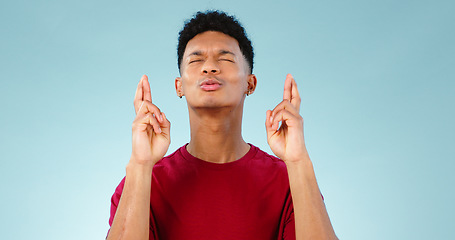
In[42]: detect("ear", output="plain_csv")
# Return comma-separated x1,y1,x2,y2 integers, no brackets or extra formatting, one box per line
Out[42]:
175,77,183,97
246,74,257,95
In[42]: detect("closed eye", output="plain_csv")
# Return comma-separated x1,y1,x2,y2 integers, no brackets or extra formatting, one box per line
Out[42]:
220,59,234,62
189,59,203,64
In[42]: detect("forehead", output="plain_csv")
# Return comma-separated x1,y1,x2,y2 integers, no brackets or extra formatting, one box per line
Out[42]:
184,31,241,56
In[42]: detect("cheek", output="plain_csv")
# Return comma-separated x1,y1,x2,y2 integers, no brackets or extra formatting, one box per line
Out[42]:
230,79,249,96
235,72,249,89
180,76,196,91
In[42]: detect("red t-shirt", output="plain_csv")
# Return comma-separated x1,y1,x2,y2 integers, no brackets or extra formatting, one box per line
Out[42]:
109,144,296,240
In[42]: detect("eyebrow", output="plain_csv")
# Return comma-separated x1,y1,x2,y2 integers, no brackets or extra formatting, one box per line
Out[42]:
219,50,235,56
187,51,203,57
187,49,236,57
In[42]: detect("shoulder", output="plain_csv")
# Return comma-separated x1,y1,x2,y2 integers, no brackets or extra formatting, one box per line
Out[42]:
154,146,184,167
111,147,184,195
151,145,190,176
250,144,287,168
247,144,289,179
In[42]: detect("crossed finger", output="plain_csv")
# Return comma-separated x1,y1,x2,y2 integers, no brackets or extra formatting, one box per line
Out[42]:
282,74,301,113
266,108,303,132
134,75,153,114
270,100,299,119
135,100,164,134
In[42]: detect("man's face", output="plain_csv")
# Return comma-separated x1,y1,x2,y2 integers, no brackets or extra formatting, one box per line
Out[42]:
176,31,256,110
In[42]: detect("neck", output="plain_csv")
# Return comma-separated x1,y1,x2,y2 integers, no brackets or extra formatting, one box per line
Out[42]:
186,105,250,164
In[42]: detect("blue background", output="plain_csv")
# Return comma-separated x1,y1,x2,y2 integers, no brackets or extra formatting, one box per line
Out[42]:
1,0,454,239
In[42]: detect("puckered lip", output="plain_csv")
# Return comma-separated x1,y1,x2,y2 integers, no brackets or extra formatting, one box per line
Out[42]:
199,78,222,87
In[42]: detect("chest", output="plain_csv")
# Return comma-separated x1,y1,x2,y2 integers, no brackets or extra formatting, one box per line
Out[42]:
150,167,289,239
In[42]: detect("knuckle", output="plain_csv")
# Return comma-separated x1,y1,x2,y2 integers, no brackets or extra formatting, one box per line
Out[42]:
150,116,159,124
145,100,157,109
132,115,143,124
131,121,140,130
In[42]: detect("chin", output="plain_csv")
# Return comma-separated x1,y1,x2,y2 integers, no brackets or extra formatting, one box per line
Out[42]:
194,101,228,109
187,92,244,109
194,99,245,112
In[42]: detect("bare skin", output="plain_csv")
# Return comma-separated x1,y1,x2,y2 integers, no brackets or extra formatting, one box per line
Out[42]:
107,75,170,240
266,74,338,239
175,31,257,164
107,31,337,240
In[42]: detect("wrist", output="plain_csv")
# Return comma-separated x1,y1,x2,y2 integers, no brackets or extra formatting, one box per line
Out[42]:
126,160,155,176
284,151,314,173
283,149,311,163
285,157,313,168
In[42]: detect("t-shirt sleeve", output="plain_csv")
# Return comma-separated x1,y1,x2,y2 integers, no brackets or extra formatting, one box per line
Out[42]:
106,177,125,239
282,192,296,240
108,177,125,228
106,177,156,240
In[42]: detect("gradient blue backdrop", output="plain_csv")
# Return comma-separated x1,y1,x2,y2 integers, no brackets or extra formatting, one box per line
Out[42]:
1,0,454,239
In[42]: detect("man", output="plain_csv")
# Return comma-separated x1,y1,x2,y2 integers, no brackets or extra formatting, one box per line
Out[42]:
107,10,338,240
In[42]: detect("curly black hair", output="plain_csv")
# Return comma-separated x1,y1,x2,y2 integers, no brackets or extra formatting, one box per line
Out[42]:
177,10,254,74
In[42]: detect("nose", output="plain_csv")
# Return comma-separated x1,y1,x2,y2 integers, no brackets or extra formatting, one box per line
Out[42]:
201,58,220,75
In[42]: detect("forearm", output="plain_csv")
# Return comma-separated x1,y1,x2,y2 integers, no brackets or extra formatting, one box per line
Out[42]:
107,161,153,240
286,154,338,240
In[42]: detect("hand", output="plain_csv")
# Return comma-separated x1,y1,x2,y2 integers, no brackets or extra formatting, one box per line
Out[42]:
265,74,308,163
130,75,171,167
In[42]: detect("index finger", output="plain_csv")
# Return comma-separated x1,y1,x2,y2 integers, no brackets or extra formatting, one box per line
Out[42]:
283,74,292,102
290,76,301,111
134,75,146,113
142,75,152,102
283,74,301,112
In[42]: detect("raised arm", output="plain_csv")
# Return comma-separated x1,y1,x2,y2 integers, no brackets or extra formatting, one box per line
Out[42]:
107,75,171,240
265,74,337,240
